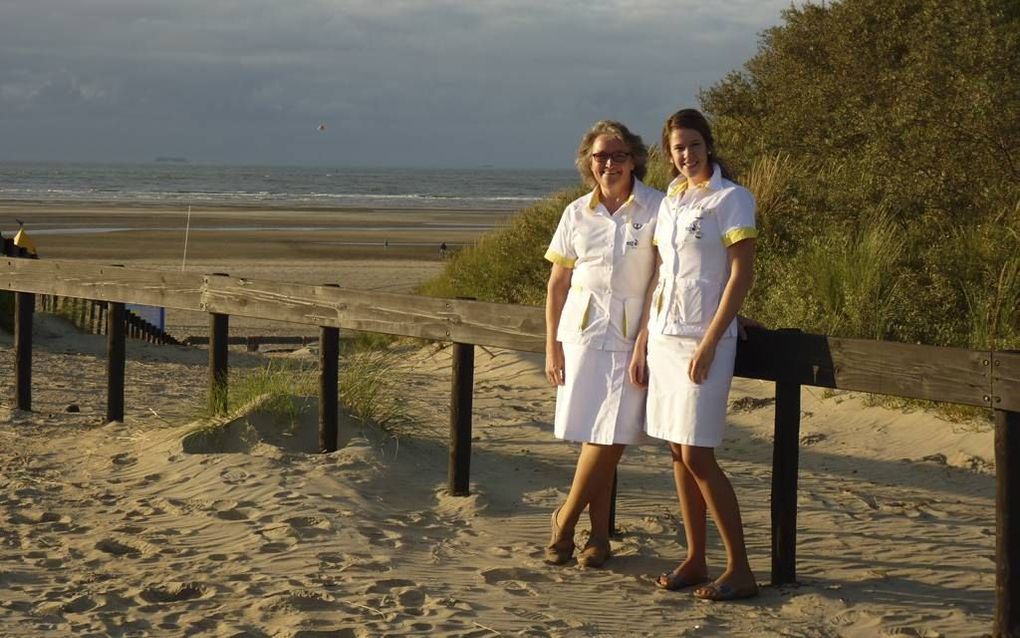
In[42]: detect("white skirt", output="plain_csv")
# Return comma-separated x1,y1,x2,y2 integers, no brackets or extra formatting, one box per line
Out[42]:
645,335,736,447
554,343,650,445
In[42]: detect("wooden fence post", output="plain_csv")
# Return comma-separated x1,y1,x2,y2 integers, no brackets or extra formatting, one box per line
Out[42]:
771,328,803,586
319,284,341,454
449,340,475,496
209,312,229,415
14,292,34,411
106,302,125,422
608,471,619,537
98,301,107,335
994,350,1020,637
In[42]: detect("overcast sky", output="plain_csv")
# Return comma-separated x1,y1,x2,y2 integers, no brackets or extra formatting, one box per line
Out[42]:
0,1,792,168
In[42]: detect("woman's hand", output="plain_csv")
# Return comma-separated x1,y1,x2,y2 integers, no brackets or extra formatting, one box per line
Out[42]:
545,343,566,386
688,339,717,384
628,333,649,387
736,314,764,340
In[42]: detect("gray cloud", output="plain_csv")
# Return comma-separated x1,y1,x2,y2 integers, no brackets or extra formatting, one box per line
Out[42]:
0,0,791,166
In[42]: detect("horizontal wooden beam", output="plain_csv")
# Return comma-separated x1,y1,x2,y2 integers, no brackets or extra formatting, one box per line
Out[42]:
736,328,991,408
1,258,547,353
2,258,1013,408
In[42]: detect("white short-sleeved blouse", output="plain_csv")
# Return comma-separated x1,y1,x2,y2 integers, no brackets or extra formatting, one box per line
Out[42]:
545,178,664,351
648,164,758,339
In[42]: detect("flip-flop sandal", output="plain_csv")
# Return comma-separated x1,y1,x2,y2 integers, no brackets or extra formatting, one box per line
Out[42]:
692,582,759,601
654,571,709,591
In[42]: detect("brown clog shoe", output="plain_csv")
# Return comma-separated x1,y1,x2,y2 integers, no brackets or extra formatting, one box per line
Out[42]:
543,506,574,565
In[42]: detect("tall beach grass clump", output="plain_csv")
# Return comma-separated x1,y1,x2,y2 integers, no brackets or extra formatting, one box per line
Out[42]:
203,351,411,433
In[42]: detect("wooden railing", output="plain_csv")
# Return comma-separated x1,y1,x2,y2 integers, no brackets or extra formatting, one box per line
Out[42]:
34,295,181,344
2,257,1018,636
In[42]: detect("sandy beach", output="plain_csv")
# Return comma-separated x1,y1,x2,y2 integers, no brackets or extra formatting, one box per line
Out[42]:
0,202,998,636
2,201,510,339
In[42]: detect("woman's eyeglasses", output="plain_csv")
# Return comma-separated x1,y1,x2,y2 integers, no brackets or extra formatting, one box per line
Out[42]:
591,151,631,164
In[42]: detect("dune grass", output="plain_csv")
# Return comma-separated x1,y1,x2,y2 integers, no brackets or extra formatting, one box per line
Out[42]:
202,349,411,434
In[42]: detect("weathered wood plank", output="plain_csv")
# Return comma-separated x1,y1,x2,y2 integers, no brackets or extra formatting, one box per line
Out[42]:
106,302,125,422
200,276,546,352
0,258,1012,407
209,313,229,415
996,406,1020,636
319,325,340,454
449,342,474,496
1,259,546,352
14,292,34,411
993,351,1020,413
2,259,204,310
771,377,801,586
736,329,989,407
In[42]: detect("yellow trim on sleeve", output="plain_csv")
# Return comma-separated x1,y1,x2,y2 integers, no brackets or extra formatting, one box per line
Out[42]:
544,249,576,268
721,227,759,247
651,238,658,246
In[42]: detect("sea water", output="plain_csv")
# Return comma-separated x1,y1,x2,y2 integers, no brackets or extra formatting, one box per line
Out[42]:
0,161,579,211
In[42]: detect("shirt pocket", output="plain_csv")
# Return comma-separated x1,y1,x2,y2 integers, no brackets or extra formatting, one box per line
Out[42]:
556,287,593,342
670,278,723,327
623,296,646,340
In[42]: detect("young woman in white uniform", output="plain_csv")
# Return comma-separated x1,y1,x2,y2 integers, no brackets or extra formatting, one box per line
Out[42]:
544,120,663,568
629,109,759,600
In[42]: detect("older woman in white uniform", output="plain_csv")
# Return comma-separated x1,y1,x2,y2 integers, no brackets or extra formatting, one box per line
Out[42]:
630,109,759,600
544,120,663,568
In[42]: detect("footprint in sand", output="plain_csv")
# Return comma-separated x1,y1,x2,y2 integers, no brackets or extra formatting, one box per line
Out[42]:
505,605,572,630
274,590,338,612
8,510,70,527
219,467,251,484
284,515,334,538
137,581,210,604
257,534,299,553
366,578,417,594
60,595,97,613
111,452,136,467
94,537,158,558
480,567,551,597
215,508,248,521
356,525,403,549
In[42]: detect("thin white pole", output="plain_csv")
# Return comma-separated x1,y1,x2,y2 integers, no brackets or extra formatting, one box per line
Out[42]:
181,205,192,272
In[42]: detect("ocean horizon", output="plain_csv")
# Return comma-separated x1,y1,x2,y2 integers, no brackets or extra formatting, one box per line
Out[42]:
0,161,580,211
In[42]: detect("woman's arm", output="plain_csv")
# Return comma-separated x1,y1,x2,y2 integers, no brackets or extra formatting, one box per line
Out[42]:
545,263,573,386
688,238,755,383
628,253,662,387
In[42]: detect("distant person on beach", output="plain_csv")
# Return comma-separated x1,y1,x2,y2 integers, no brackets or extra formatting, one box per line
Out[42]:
439,241,449,258
629,108,759,601
543,120,664,568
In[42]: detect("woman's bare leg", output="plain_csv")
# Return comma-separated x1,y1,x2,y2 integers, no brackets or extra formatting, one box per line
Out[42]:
583,444,626,542
558,442,626,537
681,445,755,592
658,442,710,586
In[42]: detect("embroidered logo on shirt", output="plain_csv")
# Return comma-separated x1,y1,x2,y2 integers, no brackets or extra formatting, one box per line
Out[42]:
632,222,644,230
686,217,704,239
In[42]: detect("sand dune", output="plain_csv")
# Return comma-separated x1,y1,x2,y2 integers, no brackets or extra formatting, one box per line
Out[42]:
0,311,997,637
